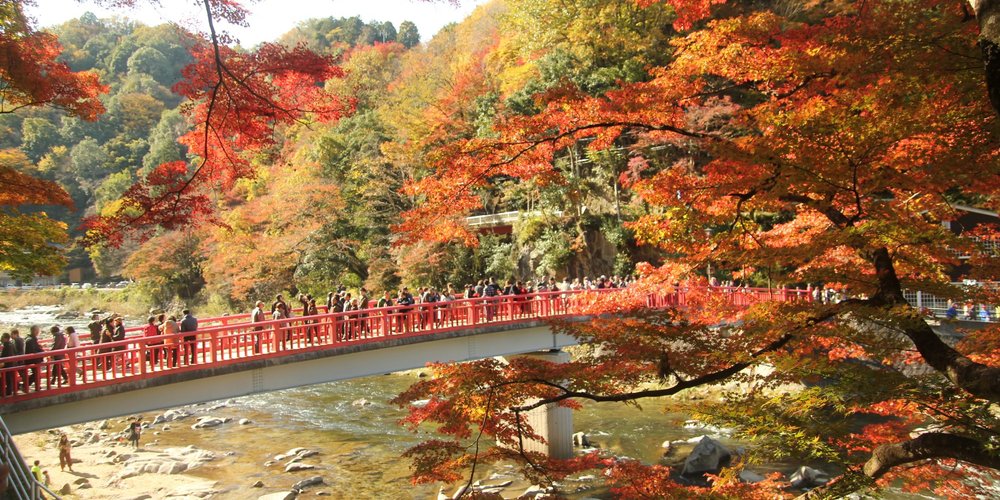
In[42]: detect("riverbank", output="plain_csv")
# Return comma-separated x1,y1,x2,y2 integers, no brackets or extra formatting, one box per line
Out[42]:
0,288,155,319
12,370,563,499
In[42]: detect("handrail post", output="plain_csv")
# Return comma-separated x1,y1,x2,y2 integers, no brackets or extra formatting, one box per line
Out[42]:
68,350,77,388
212,332,219,363
139,341,147,376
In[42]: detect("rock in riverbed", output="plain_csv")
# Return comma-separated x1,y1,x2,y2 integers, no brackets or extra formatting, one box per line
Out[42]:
292,475,324,490
681,436,730,475
789,466,828,489
284,462,317,473
190,416,230,429
109,446,215,482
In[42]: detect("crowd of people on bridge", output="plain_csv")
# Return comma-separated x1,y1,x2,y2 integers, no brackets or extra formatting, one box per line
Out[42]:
0,274,632,397
0,309,199,396
4,272,999,399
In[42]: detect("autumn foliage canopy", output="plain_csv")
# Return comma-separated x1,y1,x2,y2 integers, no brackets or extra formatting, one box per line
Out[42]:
389,0,1000,497
2,0,999,497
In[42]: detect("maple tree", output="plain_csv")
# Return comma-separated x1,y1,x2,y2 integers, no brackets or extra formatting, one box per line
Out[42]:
392,0,1000,497
0,149,73,279
80,0,352,246
0,1,104,278
199,159,345,302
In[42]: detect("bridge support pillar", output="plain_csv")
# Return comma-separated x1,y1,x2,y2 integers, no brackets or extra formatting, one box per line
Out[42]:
506,350,574,459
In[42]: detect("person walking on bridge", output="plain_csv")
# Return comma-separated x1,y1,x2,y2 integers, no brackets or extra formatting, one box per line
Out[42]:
1,332,15,396
251,301,266,354
24,326,44,392
180,309,198,365
10,329,25,392
87,313,103,345
143,316,163,370
161,315,180,368
48,326,68,385
65,326,82,379
272,295,290,319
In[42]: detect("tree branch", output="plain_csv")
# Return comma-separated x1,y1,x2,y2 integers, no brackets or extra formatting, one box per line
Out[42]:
863,432,1000,479
511,332,795,412
870,247,1000,403
969,0,1000,114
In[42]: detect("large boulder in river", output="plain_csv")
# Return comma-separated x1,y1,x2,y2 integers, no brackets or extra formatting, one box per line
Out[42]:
110,446,215,482
191,416,230,429
681,436,731,475
153,409,192,425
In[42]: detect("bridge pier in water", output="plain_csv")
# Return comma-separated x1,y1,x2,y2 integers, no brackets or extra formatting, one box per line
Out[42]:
506,350,574,459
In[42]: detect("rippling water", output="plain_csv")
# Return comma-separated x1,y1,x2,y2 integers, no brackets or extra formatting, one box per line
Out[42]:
171,375,713,499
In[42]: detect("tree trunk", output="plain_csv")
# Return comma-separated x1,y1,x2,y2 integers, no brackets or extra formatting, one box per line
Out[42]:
971,0,1000,114
864,432,1000,479
871,247,1000,403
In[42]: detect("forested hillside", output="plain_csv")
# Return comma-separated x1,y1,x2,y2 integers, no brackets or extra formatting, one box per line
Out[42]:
5,0,650,306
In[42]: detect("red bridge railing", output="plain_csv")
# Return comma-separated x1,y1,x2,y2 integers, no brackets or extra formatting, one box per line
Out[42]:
0,287,810,403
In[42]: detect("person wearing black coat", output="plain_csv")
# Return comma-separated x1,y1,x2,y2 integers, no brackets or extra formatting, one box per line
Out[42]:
1,332,16,396
179,309,199,365
23,326,44,392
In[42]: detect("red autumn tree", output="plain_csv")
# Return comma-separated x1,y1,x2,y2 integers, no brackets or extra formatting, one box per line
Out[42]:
0,1,104,277
82,0,352,246
393,0,1000,497
0,3,106,119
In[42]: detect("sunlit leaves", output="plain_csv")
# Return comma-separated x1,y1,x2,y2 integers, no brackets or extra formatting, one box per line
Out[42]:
394,0,1000,494
0,12,107,119
84,38,352,244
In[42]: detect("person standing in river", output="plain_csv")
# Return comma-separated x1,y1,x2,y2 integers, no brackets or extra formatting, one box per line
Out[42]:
180,309,199,365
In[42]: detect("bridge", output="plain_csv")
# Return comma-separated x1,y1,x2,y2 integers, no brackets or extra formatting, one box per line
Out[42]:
0,286,812,433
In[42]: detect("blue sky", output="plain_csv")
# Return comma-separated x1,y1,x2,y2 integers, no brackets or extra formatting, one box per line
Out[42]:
27,0,491,45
